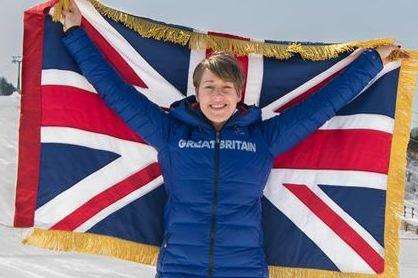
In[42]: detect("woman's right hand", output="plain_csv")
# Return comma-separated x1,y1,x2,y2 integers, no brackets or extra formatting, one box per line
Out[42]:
62,0,82,32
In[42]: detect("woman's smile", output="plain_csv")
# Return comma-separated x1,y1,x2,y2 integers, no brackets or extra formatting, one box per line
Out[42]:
196,69,241,130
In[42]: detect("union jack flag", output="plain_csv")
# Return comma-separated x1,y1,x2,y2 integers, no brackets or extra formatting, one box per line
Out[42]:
8,0,404,276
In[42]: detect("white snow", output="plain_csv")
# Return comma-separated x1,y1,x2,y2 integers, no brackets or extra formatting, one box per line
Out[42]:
400,230,418,278
0,92,19,225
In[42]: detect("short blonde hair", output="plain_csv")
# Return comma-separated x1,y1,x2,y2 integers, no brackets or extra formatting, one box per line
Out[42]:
192,52,245,93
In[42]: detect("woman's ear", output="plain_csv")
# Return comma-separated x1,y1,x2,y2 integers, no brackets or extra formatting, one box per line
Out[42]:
195,88,199,102
237,90,242,100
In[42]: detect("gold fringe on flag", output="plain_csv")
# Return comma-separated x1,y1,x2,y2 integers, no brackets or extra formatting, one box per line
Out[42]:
381,51,418,278
51,0,412,61
23,228,159,266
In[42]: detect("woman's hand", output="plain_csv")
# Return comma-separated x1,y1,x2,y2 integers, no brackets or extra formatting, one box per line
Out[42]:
62,0,82,32
375,44,402,65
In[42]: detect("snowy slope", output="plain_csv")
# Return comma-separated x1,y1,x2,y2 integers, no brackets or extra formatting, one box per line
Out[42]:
400,231,418,278
0,93,19,226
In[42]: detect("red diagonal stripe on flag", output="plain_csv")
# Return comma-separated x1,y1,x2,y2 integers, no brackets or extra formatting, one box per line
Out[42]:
51,162,161,231
274,129,392,174
284,183,384,273
41,85,144,143
82,18,148,88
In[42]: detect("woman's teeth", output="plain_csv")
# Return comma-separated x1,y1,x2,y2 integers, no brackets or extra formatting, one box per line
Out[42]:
210,104,226,109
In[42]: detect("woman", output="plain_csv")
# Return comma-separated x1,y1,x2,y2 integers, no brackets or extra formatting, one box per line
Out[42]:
62,1,397,277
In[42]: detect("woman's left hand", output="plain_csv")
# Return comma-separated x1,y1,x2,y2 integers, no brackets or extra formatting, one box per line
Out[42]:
62,0,82,32
375,44,402,65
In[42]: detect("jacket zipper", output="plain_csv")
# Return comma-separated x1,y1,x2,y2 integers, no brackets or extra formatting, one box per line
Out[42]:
208,130,220,278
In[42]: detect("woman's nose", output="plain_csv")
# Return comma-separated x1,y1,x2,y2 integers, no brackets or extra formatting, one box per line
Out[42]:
212,87,224,97
211,91,225,101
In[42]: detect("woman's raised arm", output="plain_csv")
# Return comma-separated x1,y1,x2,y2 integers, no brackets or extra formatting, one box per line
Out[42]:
61,1,172,150
259,48,385,157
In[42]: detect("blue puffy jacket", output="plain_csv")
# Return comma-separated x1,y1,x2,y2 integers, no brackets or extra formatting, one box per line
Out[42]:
63,27,383,278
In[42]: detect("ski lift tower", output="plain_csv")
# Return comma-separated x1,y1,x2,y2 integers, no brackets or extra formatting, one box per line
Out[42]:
12,55,22,94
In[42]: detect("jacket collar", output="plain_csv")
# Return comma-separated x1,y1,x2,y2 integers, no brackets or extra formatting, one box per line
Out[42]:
169,95,261,130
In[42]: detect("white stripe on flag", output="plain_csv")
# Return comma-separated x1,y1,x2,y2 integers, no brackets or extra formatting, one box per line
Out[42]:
41,69,97,93
35,127,159,228
266,168,387,191
244,52,264,106
264,180,375,273
319,114,394,134
187,30,207,97
76,0,184,108
75,175,164,232
187,48,206,96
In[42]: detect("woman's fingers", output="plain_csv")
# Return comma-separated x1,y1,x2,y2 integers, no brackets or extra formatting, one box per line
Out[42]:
68,0,81,14
68,0,76,10
375,44,410,65
62,9,73,20
61,1,82,32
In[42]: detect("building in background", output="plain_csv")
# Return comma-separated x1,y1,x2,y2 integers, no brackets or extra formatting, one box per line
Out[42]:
406,127,418,201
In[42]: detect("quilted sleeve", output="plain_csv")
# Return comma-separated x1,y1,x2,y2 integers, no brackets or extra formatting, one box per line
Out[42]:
62,27,172,150
259,49,383,157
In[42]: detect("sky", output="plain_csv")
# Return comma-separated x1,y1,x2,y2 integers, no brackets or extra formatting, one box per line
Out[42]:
1,0,418,122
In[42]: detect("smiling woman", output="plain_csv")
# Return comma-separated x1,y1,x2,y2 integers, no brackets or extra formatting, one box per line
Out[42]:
193,52,244,131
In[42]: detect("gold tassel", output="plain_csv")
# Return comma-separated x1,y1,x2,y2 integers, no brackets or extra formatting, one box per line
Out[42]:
86,0,407,61
52,0,70,22
23,228,159,266
89,0,190,46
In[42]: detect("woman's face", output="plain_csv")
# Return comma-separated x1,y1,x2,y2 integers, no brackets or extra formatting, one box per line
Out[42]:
196,69,241,130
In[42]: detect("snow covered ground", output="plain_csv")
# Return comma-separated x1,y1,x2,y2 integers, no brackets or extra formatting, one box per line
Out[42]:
0,93,20,226
399,230,418,278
